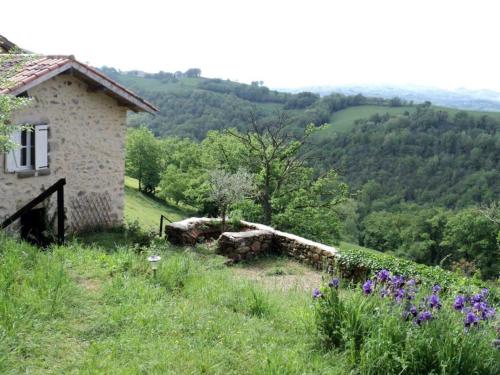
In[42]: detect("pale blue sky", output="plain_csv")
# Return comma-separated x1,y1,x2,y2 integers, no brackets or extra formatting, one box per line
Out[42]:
3,0,500,90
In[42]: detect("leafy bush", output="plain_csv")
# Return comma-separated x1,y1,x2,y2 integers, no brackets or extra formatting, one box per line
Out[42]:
336,246,492,292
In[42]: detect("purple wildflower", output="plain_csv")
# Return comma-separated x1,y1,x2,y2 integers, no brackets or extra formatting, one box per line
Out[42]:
380,287,389,298
312,288,323,299
471,294,483,303
417,310,432,325
429,294,441,310
391,275,405,288
407,279,416,288
482,307,496,320
362,280,373,295
473,302,488,312
481,288,489,298
409,305,418,317
377,269,390,283
453,295,466,311
395,288,405,303
432,284,442,294
464,312,479,328
328,278,339,289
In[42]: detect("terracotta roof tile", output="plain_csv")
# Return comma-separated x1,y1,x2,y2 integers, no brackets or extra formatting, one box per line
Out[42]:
0,54,158,113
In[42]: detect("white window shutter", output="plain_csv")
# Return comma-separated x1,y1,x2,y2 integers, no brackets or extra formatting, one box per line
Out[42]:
5,130,21,172
35,125,49,170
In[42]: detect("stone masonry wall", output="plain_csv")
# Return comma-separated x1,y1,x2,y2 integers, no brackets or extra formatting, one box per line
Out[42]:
166,218,341,274
218,230,274,261
0,74,128,232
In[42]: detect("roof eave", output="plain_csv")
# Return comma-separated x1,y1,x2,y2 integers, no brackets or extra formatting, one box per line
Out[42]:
1,59,159,114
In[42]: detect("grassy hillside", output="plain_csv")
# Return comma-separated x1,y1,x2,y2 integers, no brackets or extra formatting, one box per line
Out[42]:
2,179,498,373
101,68,500,142
0,233,344,374
124,176,193,230
325,104,415,133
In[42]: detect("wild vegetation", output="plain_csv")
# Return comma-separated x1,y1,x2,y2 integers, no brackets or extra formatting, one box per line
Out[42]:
313,271,499,374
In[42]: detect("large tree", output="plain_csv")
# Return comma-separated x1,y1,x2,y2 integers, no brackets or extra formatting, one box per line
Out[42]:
225,113,320,225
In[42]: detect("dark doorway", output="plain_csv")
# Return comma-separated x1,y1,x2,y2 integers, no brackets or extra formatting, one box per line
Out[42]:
20,208,48,246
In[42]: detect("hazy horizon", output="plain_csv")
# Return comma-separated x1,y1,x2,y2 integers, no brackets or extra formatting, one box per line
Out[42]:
3,0,500,91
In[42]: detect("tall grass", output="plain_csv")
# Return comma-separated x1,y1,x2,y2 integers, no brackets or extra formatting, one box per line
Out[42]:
0,235,348,374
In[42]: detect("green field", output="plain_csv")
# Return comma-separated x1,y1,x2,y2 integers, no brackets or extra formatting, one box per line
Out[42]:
317,104,500,135
124,176,194,230
1,230,347,374
326,105,414,132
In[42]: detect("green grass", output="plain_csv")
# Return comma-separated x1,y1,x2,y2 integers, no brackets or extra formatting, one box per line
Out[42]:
0,234,349,374
2,233,498,374
124,176,194,230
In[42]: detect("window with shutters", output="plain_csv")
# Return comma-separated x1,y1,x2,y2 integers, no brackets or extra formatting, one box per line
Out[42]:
5,125,49,173
19,129,35,170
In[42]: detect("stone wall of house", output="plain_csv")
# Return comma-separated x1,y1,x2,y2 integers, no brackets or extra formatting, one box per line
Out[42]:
0,74,127,233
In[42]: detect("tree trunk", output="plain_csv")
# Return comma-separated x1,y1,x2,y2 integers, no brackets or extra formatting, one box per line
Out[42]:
262,169,272,225
221,206,227,232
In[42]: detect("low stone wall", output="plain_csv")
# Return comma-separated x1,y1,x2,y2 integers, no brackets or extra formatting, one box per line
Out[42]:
218,230,274,261
166,218,223,246
166,218,341,274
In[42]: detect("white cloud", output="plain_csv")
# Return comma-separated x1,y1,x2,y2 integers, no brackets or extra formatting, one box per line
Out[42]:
2,0,500,90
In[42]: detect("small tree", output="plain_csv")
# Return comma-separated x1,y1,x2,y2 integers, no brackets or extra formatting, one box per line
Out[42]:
0,52,31,153
208,168,255,231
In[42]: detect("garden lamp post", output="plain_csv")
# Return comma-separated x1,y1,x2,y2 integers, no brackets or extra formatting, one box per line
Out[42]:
147,255,161,278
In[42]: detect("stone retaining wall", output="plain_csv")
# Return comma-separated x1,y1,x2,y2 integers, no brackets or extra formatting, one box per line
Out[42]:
166,218,224,246
218,230,274,261
166,218,341,274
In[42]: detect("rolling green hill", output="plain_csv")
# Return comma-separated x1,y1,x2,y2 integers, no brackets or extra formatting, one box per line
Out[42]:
125,176,193,230
101,67,500,140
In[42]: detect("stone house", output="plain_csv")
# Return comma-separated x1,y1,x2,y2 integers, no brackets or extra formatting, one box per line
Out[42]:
0,36,158,239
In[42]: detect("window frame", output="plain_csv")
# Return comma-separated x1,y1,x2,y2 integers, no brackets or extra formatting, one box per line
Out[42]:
17,128,35,171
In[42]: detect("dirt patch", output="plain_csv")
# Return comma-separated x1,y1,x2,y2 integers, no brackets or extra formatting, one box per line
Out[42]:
73,275,101,293
232,257,324,292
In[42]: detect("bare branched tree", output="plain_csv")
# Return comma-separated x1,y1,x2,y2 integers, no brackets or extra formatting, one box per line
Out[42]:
226,112,321,224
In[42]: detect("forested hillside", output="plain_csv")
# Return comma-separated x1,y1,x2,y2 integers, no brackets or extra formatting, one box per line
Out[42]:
100,67,412,139
314,104,500,210
104,67,500,209
107,68,499,279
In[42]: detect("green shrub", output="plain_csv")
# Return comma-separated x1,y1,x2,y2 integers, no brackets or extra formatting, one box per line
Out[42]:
336,247,495,293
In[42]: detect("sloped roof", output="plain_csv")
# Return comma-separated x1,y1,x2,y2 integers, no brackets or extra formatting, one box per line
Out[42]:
0,54,158,114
